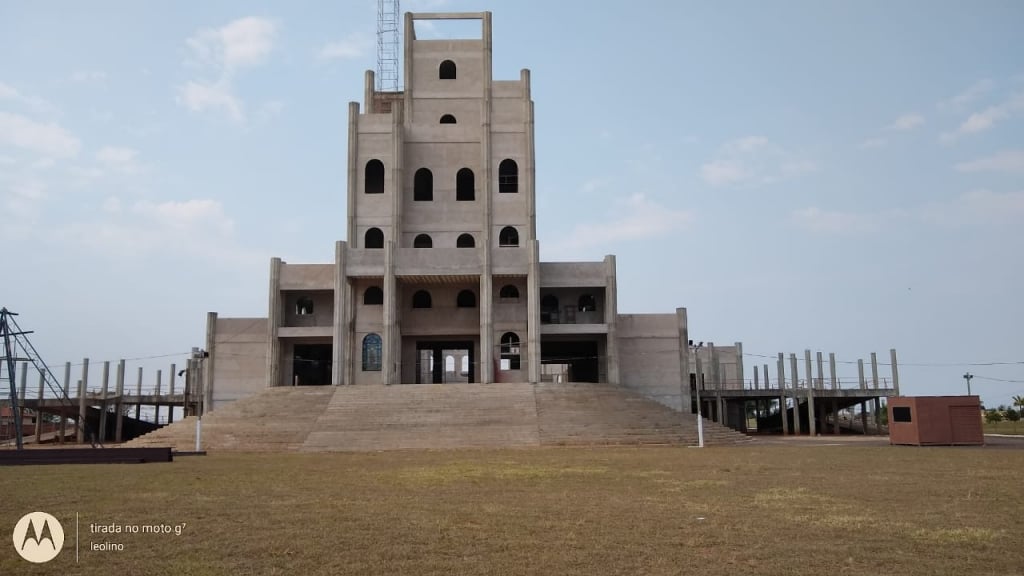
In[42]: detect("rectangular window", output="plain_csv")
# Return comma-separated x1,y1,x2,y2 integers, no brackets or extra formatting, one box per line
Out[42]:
892,406,912,423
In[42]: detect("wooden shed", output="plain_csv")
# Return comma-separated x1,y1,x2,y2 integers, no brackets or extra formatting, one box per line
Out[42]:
888,396,984,446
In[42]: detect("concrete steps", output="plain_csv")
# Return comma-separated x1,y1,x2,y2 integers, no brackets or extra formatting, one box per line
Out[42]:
122,382,749,452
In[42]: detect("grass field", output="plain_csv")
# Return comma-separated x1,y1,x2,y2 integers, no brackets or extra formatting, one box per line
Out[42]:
3,445,1023,575
985,420,1024,435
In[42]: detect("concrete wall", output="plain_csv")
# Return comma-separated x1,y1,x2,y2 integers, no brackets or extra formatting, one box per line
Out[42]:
617,314,682,409
211,318,268,410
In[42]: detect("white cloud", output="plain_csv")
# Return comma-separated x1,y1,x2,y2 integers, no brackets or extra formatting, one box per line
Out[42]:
69,69,107,83
700,136,815,188
954,150,1024,174
860,138,887,149
887,113,924,131
96,146,144,174
178,79,244,122
0,82,18,99
0,82,58,116
0,111,80,158
318,35,368,60
941,92,1024,143
938,79,994,110
549,193,693,257
791,207,889,235
923,189,1024,226
102,197,122,213
133,199,236,236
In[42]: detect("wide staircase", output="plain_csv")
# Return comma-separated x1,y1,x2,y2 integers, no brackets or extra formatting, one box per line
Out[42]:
124,383,749,452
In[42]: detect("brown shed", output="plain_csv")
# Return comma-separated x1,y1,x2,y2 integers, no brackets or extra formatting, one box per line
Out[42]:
888,396,984,446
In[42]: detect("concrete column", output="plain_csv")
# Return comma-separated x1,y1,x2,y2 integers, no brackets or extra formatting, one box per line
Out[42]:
267,257,282,388
816,351,824,389
479,272,494,384
527,240,541,384
479,14,495,386
167,363,175,424
873,397,882,435
753,367,759,390
383,240,397,384
60,361,70,444
332,241,349,385
860,401,868,435
135,367,143,421
763,364,769,390
523,70,537,240
364,70,375,114
345,101,359,245
114,359,125,442
870,352,879,390
35,370,44,444
98,361,110,441
832,398,839,434
777,354,789,435
789,353,800,434
77,358,88,444
890,348,900,395
402,13,414,122
829,352,837,390
735,342,744,389
676,308,691,411
805,349,816,436
604,255,620,386
204,312,216,411
154,369,162,424
858,359,866,389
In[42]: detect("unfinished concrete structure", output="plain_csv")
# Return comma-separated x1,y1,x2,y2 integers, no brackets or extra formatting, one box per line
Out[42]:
204,11,743,416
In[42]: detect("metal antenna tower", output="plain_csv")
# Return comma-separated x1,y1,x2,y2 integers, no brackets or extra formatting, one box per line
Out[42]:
377,0,401,91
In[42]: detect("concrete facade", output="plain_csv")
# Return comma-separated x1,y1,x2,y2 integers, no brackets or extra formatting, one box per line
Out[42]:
206,11,743,414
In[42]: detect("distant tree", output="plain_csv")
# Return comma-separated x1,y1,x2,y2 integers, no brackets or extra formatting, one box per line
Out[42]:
1013,395,1024,416
997,404,1008,412
985,410,1004,424
1005,408,1020,432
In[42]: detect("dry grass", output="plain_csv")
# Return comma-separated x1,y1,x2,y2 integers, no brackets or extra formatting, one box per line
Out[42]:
985,421,1024,435
2,445,1023,575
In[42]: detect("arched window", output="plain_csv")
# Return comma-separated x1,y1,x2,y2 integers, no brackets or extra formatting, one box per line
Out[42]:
365,159,385,194
578,294,597,312
456,168,475,201
456,233,475,248
413,234,432,248
363,286,383,305
362,334,382,371
440,114,456,124
456,289,476,308
498,226,519,247
414,168,433,201
499,285,520,300
500,332,521,370
295,296,314,315
439,59,456,80
541,294,559,324
445,355,455,372
412,290,432,309
365,227,384,249
499,159,518,193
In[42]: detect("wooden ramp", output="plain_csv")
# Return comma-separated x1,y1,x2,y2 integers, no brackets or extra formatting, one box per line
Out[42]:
123,383,749,452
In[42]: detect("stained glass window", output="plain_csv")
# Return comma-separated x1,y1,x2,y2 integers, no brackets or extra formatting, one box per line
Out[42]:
362,333,382,371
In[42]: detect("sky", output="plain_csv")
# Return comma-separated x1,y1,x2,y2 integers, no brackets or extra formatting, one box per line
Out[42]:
2,1,1023,408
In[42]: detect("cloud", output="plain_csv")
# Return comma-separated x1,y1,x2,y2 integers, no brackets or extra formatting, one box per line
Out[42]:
922,189,1024,226
133,198,236,235
887,113,924,131
860,138,887,149
549,193,693,257
178,17,276,122
69,69,107,83
954,150,1024,174
0,111,80,158
700,136,815,188
941,92,1024,143
0,82,58,116
318,34,368,60
937,79,994,110
96,146,144,174
791,207,891,235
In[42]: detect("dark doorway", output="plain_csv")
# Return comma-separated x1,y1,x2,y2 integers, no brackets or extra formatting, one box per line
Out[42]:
293,344,332,386
416,340,474,384
541,340,599,383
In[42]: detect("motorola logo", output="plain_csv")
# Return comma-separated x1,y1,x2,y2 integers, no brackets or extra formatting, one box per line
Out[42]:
12,512,64,563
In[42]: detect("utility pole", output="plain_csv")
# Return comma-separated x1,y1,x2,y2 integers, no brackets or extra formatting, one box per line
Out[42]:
963,372,974,396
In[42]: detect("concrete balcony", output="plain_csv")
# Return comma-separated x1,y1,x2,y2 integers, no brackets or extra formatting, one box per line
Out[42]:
539,261,607,288
540,323,608,335
396,248,482,277
492,246,528,275
278,326,333,338
346,249,385,277
280,264,334,290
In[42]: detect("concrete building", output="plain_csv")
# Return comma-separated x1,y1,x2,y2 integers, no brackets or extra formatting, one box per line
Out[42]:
204,11,742,416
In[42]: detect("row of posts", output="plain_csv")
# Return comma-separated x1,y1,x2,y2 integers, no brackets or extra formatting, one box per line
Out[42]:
10,357,204,445
748,349,900,393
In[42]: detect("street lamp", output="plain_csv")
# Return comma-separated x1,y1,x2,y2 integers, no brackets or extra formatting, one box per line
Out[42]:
963,372,974,396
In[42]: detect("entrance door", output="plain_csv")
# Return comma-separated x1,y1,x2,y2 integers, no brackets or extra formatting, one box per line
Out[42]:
415,340,474,384
293,344,332,386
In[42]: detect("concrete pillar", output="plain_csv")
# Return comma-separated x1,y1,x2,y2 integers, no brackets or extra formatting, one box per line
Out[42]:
890,348,900,395
382,241,396,385
832,398,839,434
753,366,759,390
346,101,359,245
735,342,744,389
527,240,541,384
777,354,789,435
873,397,882,435
135,367,143,421
98,360,110,442
604,255,620,386
479,16,494,386
829,352,837,390
860,401,868,435
154,369,162,424
763,364,769,390
805,350,816,436
267,257,282,388
35,370,44,444
870,352,879,390
114,359,125,442
204,312,216,411
858,359,866,389
332,240,349,386
77,358,88,444
675,307,691,411
479,272,494,384
60,361,70,444
363,70,375,114
403,12,414,122
167,363,175,424
789,353,800,434
816,351,824,389
694,353,704,422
